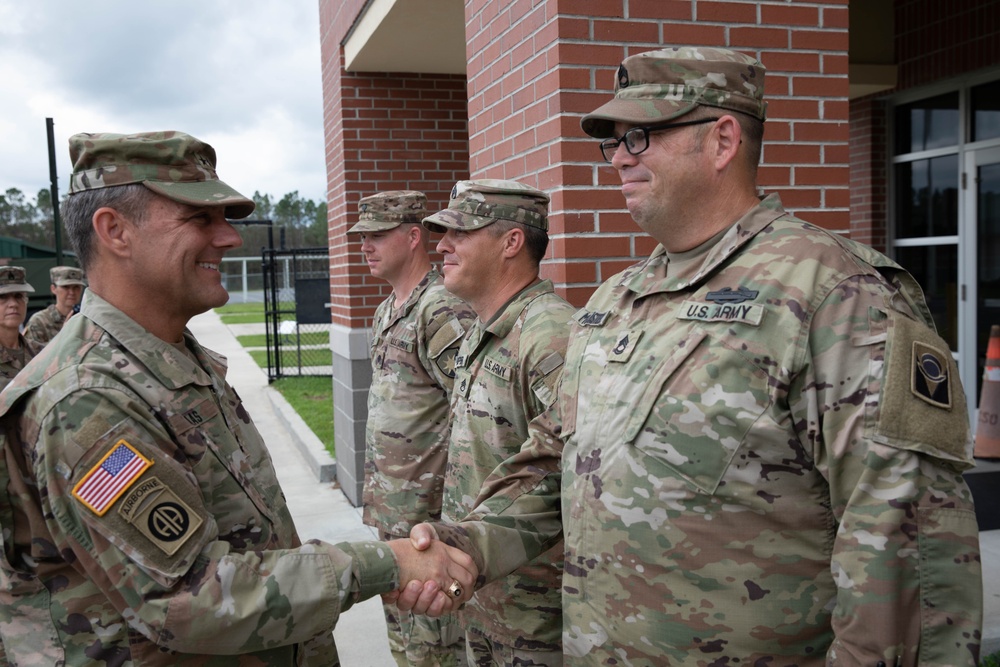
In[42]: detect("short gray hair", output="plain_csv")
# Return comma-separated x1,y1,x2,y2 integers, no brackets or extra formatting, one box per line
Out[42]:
62,184,155,270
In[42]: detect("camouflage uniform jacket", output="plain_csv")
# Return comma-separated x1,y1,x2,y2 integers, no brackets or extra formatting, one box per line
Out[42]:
362,269,473,537
0,336,41,392
0,291,399,666
437,195,982,666
443,279,573,649
23,303,68,346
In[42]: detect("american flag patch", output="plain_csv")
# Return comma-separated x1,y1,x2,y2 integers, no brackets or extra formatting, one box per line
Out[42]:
72,440,153,516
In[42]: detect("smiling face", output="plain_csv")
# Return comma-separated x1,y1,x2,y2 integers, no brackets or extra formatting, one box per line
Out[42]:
435,226,503,307
609,119,712,244
124,196,242,327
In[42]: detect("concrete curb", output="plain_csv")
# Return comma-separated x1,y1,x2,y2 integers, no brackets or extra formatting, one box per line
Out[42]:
265,388,337,483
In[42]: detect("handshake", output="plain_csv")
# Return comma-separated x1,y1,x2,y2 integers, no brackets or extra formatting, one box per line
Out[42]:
384,524,474,617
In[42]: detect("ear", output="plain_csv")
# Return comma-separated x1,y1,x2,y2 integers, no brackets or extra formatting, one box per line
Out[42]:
406,223,423,249
92,206,135,260
711,115,743,171
50,284,58,296
500,227,526,259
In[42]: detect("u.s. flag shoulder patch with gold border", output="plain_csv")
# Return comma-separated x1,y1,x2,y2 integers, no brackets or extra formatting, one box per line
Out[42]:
73,440,153,516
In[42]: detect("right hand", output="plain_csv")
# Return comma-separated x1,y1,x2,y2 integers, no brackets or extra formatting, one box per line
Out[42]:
385,530,475,616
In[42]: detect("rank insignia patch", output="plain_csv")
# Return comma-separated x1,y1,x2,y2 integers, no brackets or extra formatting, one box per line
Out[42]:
912,341,952,409
609,330,642,362
73,440,153,516
617,64,629,88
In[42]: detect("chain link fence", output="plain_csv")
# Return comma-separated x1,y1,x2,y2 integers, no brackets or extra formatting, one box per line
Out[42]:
262,247,332,381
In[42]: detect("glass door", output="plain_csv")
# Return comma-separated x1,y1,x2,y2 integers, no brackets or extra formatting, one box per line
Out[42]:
965,146,1000,420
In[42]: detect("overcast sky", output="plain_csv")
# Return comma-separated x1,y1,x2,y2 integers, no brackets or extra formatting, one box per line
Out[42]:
0,0,327,205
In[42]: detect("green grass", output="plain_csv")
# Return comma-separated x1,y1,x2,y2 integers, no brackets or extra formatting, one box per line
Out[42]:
216,302,266,325
982,652,1000,667
237,334,269,347
248,348,333,369
237,332,329,348
221,303,335,458
220,312,267,324
215,302,265,315
271,376,334,458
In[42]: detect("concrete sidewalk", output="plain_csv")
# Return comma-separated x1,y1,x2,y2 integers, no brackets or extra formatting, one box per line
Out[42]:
188,309,395,667
190,308,1000,661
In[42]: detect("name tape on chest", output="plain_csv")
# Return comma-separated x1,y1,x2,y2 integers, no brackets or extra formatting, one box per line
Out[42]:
387,335,415,353
678,300,764,326
73,440,153,516
483,357,512,381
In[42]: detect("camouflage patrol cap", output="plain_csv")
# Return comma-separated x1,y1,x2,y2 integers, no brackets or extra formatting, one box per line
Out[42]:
50,266,86,287
67,131,255,219
581,46,767,138
0,266,35,295
348,191,428,233
422,179,550,233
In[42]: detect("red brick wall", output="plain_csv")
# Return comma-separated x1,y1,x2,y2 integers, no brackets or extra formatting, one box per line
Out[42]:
848,98,889,252
463,0,851,306
896,0,1000,91
319,1,470,328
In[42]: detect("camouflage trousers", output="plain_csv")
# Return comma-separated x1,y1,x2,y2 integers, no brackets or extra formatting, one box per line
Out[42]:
383,600,466,667
464,629,563,667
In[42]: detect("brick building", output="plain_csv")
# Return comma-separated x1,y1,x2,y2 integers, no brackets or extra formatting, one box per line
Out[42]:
319,0,1000,504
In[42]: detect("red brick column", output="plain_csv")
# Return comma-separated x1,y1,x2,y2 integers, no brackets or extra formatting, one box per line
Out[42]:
849,98,889,252
462,0,851,307
319,0,470,503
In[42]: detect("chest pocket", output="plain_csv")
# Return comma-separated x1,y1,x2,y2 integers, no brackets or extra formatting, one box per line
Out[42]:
623,326,773,495
165,396,277,526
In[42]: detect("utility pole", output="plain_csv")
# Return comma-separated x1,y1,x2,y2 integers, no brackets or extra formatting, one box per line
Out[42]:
46,118,63,263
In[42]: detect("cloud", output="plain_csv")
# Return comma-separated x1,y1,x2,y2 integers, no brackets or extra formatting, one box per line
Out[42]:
0,0,326,203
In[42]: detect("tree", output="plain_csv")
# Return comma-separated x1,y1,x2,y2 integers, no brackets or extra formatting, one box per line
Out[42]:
230,191,328,255
0,187,58,247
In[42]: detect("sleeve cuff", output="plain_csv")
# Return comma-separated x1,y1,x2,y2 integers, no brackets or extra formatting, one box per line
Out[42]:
334,540,400,600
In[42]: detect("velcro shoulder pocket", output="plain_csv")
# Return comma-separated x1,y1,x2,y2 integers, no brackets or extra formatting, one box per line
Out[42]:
873,311,972,466
531,351,565,408
428,318,466,360
69,423,215,586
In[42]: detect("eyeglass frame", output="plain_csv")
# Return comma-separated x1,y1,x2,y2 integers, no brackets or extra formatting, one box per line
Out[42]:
598,117,722,163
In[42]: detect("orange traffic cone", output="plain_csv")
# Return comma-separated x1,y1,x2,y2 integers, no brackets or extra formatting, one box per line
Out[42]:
975,325,1000,459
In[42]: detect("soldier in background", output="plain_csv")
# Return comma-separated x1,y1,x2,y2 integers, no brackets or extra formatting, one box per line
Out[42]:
403,47,983,665
0,267,40,392
0,130,476,665
422,180,573,666
23,265,87,345
349,190,475,667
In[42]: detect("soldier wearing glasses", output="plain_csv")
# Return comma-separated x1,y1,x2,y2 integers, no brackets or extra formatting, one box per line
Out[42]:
404,46,983,666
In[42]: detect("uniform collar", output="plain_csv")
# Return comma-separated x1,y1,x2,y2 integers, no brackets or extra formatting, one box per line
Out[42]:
380,268,439,331
625,193,787,297
481,278,553,338
82,290,221,390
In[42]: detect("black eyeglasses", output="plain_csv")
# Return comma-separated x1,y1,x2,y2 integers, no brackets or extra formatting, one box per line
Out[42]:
599,117,721,163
